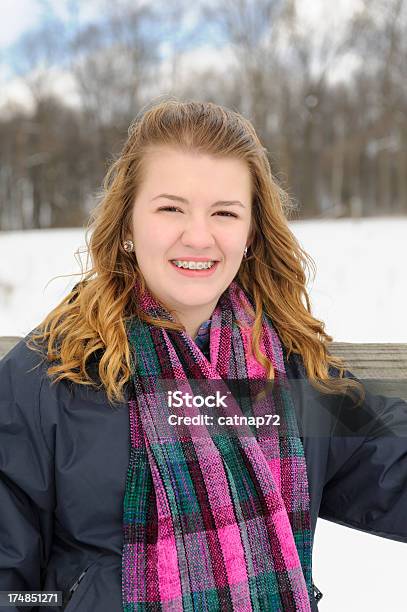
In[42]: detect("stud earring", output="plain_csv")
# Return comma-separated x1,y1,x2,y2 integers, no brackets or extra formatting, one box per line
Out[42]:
243,246,248,258
123,239,134,253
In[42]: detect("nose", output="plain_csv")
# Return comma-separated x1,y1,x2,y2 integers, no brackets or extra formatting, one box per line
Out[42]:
180,214,216,250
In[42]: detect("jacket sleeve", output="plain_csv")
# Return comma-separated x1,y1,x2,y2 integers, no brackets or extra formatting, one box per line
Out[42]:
319,371,407,543
0,339,55,592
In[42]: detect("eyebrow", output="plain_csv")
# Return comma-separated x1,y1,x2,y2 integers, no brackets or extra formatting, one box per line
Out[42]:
151,193,245,208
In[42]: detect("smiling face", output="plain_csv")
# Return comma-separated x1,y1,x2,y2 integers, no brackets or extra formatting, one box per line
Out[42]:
130,146,252,337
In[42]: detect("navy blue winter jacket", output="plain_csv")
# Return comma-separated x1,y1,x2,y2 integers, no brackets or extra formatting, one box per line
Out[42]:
0,337,406,611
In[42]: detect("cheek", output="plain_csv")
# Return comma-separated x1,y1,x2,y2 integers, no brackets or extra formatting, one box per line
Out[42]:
221,232,247,255
133,213,173,245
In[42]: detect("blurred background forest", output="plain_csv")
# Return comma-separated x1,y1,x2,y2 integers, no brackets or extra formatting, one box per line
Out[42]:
0,0,406,230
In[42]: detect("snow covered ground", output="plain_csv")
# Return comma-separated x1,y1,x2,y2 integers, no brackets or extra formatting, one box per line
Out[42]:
0,217,406,611
0,217,406,340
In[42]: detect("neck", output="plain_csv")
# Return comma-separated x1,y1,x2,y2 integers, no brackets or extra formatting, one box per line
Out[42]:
174,306,214,339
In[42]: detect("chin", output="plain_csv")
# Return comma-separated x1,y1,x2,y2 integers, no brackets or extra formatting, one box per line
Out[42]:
169,290,220,307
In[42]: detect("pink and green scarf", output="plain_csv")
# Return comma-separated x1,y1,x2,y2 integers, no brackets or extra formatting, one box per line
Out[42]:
122,280,313,610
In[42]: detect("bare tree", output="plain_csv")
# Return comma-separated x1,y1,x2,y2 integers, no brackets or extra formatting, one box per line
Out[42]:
1,0,406,229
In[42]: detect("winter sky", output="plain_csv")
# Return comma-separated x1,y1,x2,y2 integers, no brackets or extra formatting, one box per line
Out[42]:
1,0,363,103
0,0,362,51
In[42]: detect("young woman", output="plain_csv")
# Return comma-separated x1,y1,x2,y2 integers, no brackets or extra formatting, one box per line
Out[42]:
0,99,405,612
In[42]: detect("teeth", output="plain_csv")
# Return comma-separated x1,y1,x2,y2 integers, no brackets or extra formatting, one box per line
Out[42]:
172,260,216,270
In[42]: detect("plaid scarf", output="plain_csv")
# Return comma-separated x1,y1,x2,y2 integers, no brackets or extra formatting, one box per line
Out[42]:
122,280,313,611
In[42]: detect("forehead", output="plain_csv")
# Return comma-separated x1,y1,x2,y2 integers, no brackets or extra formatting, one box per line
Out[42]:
139,147,252,196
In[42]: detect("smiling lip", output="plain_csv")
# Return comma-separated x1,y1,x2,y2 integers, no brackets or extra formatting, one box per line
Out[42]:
169,260,219,277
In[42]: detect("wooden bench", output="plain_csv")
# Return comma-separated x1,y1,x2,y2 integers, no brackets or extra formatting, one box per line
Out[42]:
1,337,406,400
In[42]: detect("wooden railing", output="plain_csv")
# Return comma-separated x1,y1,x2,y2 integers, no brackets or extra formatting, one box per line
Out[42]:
329,343,407,379
329,342,407,401
1,337,406,399
0,337,22,360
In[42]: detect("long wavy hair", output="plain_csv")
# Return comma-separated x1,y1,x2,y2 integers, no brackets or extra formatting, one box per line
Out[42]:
28,97,364,405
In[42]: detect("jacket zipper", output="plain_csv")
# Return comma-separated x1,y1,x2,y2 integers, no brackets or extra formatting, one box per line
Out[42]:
62,567,90,610
312,580,323,603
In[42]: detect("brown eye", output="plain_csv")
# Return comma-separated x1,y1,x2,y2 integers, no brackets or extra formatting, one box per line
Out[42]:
158,206,182,212
215,211,238,218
